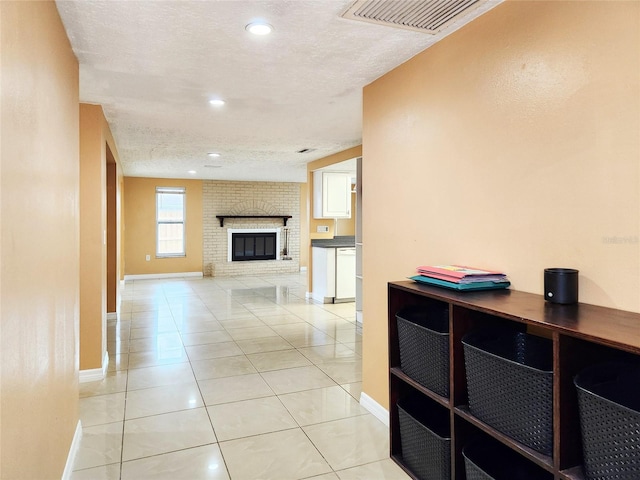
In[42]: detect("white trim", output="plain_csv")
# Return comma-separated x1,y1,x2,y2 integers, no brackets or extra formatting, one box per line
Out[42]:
124,272,203,281
79,351,109,383
305,291,313,299
299,266,308,272
61,420,82,480
107,312,118,321
356,311,363,325
120,279,125,287
360,392,389,426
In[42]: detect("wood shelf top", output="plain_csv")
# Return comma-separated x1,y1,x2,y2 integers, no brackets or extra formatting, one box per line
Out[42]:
390,367,450,408
389,281,640,354
559,466,586,480
215,215,292,227
454,405,555,473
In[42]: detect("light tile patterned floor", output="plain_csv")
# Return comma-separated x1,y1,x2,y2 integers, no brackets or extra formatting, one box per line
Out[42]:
73,273,409,479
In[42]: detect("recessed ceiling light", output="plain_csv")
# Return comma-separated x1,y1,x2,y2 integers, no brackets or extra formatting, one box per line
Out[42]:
246,22,273,35
188,170,197,175
204,165,222,168
207,153,220,157
209,99,225,106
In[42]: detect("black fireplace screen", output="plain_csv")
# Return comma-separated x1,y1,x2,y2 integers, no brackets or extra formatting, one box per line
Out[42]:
232,233,277,261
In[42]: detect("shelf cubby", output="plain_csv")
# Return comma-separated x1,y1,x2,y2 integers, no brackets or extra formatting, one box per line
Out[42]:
388,280,640,480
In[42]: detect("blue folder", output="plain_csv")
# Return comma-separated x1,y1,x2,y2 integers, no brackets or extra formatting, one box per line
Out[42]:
409,275,510,291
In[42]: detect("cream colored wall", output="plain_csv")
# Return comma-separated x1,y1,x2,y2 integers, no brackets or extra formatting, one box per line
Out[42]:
1,1,80,477
124,177,203,275
362,1,640,409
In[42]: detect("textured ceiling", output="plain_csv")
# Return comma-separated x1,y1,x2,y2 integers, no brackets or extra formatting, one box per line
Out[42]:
56,0,501,182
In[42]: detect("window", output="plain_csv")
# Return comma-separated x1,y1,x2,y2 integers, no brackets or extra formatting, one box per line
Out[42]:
156,187,185,257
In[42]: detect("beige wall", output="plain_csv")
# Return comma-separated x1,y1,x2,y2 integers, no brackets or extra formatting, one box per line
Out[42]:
1,1,80,477
124,177,203,275
79,104,106,370
79,104,123,370
336,191,357,236
362,1,640,408
107,160,117,313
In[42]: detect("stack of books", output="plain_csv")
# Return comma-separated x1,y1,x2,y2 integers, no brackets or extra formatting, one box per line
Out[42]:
410,265,510,291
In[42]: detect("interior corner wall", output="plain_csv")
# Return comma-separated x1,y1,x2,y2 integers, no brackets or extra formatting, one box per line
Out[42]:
107,160,117,313
299,182,310,269
305,146,362,290
306,146,362,241
79,104,107,371
124,177,203,275
362,1,640,409
1,1,80,477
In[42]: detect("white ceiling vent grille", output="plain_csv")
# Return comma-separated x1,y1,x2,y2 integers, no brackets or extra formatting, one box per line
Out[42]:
341,0,484,34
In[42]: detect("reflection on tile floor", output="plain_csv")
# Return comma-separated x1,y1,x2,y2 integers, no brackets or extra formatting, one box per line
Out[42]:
72,273,409,480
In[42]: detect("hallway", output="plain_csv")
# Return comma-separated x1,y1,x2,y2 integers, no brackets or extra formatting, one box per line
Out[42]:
72,273,408,479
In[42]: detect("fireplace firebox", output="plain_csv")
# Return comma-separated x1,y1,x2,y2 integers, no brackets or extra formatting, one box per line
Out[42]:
231,232,277,261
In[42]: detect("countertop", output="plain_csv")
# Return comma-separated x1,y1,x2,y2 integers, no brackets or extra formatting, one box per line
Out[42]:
310,236,356,248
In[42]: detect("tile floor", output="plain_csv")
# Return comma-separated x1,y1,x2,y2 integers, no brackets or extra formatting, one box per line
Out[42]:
72,273,410,479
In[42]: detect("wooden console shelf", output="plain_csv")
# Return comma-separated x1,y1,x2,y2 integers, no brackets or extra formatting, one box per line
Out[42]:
215,215,292,227
388,280,640,480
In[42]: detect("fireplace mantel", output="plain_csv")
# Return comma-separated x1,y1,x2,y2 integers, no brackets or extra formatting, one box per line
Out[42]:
216,215,292,227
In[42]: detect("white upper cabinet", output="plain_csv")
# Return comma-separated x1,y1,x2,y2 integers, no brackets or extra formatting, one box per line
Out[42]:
313,171,352,219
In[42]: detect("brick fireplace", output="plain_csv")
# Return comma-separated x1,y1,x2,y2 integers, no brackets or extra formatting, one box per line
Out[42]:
203,181,300,276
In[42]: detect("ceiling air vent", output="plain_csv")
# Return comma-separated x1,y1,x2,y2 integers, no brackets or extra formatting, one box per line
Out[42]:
341,0,484,34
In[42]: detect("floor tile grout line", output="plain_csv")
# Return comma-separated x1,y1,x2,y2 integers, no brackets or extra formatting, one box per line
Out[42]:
80,273,365,479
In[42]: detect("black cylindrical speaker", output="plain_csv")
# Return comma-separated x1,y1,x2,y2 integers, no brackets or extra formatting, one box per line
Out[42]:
544,268,579,304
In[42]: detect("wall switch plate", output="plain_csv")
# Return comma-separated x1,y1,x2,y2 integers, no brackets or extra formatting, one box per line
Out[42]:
145,255,151,261
317,225,329,233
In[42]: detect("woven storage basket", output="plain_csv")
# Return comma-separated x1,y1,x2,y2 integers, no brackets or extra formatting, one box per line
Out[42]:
396,305,449,397
574,362,640,480
462,328,554,455
463,438,554,480
397,395,451,480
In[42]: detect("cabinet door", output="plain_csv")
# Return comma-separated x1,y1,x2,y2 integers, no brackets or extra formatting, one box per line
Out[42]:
322,172,351,218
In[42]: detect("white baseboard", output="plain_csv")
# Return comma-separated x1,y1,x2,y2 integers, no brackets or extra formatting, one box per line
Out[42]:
356,311,363,324
61,420,82,480
107,312,118,321
79,351,109,383
312,295,334,304
305,291,312,299
124,271,203,281
360,392,389,427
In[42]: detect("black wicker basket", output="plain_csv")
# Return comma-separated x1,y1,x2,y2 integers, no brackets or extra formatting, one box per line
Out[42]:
397,395,451,480
462,327,554,455
463,437,554,480
396,305,449,397
574,362,640,479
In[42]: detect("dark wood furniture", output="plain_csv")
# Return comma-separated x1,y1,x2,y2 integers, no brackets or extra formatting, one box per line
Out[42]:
388,280,640,480
215,215,292,227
